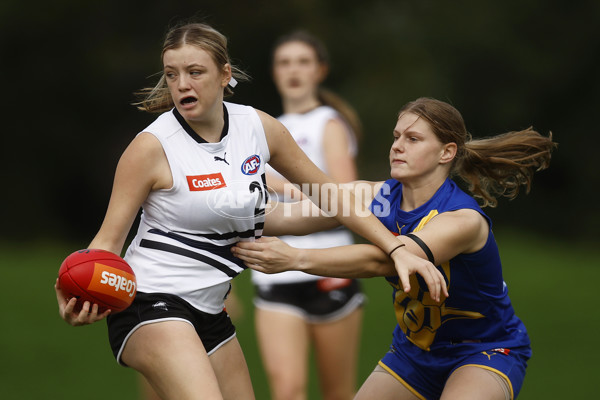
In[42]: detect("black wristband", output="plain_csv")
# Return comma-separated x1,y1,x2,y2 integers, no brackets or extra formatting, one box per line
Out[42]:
405,233,435,264
388,243,406,257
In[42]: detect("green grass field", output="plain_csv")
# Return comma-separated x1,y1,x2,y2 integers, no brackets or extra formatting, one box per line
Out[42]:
1,228,597,399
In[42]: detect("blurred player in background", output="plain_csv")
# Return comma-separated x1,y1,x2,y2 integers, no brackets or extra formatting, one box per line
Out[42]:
234,97,557,400
250,30,364,400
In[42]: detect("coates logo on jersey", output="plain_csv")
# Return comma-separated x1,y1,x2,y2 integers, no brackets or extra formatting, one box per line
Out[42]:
241,155,261,175
187,173,227,191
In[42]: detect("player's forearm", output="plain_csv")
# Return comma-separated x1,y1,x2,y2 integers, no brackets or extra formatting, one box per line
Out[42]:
264,200,341,236
265,173,291,195
333,209,401,256
313,185,399,256
296,244,395,278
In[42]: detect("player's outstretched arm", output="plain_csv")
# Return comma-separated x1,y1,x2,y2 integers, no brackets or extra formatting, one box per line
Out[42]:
263,180,382,237
233,237,394,278
56,132,167,326
233,237,447,301
263,199,340,236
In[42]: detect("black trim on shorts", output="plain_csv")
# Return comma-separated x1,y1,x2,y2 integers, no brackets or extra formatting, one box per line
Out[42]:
107,292,236,366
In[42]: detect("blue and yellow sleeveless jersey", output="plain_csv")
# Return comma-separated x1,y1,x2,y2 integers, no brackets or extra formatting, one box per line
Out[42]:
370,178,530,355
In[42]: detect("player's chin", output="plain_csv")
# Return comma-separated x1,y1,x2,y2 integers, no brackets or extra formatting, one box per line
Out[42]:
389,165,413,179
388,171,403,181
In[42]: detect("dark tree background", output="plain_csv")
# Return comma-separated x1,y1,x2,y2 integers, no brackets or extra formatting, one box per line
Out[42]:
1,0,597,244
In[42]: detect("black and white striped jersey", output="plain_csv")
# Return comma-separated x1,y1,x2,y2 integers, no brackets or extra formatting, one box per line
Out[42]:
124,102,270,313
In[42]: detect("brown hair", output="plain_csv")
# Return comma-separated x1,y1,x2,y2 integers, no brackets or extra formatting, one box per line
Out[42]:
135,23,250,113
272,30,362,140
399,97,557,207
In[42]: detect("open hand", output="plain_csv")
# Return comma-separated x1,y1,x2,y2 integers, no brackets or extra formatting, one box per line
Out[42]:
232,237,298,274
390,248,449,302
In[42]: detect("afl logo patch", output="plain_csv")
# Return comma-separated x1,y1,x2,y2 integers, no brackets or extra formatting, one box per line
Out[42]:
241,155,261,175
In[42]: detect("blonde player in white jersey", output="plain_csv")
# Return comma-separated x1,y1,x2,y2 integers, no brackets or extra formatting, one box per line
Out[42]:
54,23,446,400
250,31,364,400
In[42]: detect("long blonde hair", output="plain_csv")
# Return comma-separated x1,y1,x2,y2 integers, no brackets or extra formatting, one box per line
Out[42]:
399,97,557,207
135,23,250,113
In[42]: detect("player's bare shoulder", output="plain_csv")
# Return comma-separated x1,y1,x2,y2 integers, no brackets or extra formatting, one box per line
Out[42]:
119,132,172,191
255,108,284,135
434,208,489,254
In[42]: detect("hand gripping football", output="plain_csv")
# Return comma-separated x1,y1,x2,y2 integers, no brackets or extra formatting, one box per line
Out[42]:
58,249,136,313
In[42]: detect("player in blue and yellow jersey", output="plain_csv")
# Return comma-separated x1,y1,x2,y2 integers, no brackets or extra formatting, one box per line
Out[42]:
233,97,556,399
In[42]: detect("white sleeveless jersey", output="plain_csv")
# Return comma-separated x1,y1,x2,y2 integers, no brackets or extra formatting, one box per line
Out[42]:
252,106,356,286
125,102,270,313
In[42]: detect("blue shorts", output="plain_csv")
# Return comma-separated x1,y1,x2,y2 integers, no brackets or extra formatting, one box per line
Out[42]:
379,338,530,399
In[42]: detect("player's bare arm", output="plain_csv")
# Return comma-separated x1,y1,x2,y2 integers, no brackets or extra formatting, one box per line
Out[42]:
234,236,447,301
322,118,358,182
406,209,489,265
262,180,383,236
57,133,166,325
233,237,395,277
264,171,302,197
89,132,170,255
263,199,340,236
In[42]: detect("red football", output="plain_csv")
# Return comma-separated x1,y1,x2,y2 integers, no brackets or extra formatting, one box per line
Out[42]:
58,249,137,314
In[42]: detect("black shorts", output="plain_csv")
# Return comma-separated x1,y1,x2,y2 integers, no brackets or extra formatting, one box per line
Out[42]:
253,278,365,323
107,292,236,366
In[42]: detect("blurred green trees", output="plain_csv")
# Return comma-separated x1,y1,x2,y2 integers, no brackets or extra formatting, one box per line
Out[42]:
1,0,597,242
